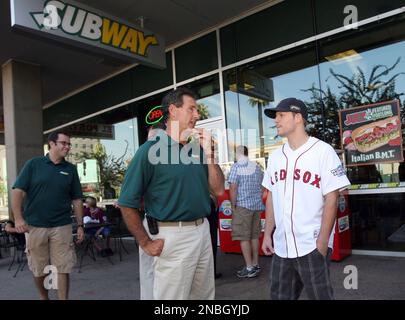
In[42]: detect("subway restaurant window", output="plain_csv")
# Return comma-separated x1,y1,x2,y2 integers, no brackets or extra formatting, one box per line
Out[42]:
317,13,405,251
223,43,320,163
63,105,139,201
318,14,405,186
183,75,222,121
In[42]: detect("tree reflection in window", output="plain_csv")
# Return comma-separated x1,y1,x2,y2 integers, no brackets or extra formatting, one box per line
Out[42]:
304,58,405,150
75,142,129,198
197,103,210,120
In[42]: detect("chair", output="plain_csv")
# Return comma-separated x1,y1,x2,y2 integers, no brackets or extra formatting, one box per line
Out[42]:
0,228,26,277
74,231,97,273
9,234,26,278
105,205,135,261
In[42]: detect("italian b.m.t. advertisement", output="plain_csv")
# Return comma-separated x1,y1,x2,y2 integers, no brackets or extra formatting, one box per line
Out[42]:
339,100,403,167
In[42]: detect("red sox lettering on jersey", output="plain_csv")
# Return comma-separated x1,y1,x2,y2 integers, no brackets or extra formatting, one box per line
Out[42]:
269,169,321,189
262,137,351,259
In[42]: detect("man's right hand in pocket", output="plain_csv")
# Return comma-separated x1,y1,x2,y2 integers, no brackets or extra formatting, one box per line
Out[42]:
143,238,165,256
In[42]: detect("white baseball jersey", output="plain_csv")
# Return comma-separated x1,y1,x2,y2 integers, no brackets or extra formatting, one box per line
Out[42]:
262,137,351,258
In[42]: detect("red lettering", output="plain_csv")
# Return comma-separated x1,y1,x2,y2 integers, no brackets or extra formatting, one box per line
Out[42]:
311,174,321,188
345,111,366,125
294,169,301,180
354,113,364,122
280,169,286,181
149,110,163,121
303,171,311,184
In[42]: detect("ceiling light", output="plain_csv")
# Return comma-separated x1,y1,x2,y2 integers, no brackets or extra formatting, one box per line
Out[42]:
325,49,361,64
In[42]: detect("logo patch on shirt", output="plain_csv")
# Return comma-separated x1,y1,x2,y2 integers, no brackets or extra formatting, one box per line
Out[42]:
331,165,345,177
60,171,69,175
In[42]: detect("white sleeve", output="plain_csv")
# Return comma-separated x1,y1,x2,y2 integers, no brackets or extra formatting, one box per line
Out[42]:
321,146,351,196
262,156,273,192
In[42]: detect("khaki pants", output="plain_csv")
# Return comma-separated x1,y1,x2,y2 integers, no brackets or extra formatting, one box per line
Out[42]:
139,219,155,300
26,224,76,277
149,218,215,300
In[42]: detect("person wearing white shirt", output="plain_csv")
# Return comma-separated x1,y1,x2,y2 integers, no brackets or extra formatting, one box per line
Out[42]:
262,98,350,300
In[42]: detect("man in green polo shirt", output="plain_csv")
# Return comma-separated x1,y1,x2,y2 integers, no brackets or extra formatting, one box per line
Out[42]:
11,131,84,300
119,87,225,300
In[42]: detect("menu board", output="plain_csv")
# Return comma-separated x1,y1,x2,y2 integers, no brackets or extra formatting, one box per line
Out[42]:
339,100,403,167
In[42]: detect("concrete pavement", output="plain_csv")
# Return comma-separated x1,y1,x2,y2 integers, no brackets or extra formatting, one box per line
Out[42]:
0,240,404,300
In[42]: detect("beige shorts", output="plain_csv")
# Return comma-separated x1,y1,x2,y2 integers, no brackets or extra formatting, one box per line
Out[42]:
26,224,76,277
231,206,262,241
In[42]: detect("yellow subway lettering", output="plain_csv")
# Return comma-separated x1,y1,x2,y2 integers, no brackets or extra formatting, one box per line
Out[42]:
102,18,128,47
138,32,158,56
121,28,138,53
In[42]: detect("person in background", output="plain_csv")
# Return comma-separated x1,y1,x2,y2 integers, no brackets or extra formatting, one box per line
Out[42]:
103,182,116,200
147,121,167,140
11,131,84,300
137,121,167,299
83,196,113,257
229,145,265,278
208,193,222,279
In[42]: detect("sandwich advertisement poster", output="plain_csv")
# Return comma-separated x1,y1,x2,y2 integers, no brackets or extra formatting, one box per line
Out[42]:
339,100,403,167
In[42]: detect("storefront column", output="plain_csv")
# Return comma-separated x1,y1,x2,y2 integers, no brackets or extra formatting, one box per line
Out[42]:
2,59,43,218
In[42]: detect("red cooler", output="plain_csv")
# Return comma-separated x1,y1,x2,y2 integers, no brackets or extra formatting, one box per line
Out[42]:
331,191,352,261
217,189,267,255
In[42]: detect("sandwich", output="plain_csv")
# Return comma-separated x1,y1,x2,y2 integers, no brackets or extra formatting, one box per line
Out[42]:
351,116,401,153
186,129,200,144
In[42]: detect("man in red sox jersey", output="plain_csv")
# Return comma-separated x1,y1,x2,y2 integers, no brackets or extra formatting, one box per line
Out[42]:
261,98,350,300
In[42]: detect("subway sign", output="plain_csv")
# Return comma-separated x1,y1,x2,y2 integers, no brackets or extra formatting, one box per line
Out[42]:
10,0,166,68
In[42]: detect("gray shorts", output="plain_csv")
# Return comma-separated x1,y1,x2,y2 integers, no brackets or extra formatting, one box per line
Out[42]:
269,248,334,300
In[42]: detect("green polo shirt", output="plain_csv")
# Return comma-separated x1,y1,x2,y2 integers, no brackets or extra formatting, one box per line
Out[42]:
118,132,211,221
13,154,83,228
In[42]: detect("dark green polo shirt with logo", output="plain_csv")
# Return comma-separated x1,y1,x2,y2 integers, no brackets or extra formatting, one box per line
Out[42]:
118,132,211,221
13,155,83,228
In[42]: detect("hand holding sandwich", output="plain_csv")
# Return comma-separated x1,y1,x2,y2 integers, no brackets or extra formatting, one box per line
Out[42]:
183,128,215,158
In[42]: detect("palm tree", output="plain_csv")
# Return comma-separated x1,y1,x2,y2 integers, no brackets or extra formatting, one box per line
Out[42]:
197,103,210,120
302,85,340,148
328,57,405,109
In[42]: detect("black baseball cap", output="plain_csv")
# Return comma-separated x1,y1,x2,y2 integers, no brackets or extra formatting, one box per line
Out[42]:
264,98,308,120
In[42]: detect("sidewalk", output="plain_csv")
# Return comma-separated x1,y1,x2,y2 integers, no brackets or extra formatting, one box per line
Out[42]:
0,242,404,300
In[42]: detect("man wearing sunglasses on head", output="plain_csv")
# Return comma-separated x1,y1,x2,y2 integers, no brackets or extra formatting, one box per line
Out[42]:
11,131,84,300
